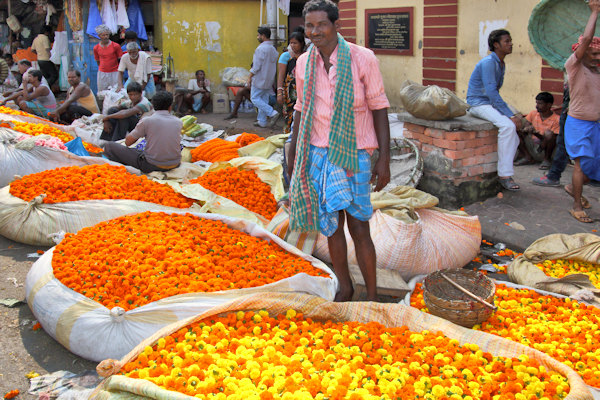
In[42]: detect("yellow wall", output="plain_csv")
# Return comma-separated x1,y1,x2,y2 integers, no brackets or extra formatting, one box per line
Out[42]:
456,0,542,114
355,1,423,112
354,0,544,113
157,0,288,90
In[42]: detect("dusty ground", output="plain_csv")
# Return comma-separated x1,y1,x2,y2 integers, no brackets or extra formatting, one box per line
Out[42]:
0,236,96,396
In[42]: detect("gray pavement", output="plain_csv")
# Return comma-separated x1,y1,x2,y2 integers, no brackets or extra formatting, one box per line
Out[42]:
464,163,600,252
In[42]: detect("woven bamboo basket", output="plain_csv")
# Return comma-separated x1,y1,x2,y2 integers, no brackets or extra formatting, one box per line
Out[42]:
422,269,496,328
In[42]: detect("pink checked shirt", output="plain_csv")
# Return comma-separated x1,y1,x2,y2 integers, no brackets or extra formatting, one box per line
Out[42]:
294,42,390,149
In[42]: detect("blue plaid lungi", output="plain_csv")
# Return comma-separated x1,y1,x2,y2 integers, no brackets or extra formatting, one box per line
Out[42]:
308,145,373,237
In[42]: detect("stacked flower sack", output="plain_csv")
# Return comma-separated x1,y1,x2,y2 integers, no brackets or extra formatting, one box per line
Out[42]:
0,164,197,245
52,212,328,310
9,164,193,207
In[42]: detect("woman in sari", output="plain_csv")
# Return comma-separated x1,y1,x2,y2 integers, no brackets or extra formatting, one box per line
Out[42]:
276,31,306,133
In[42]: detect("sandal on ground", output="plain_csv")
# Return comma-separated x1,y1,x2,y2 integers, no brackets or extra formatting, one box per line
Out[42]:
224,113,237,120
514,158,535,166
569,209,594,223
498,177,520,191
564,185,591,209
539,160,551,170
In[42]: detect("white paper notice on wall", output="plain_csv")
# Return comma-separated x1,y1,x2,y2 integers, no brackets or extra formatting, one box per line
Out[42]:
479,20,508,58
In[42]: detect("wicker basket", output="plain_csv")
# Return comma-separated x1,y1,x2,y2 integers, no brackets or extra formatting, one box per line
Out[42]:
422,269,496,328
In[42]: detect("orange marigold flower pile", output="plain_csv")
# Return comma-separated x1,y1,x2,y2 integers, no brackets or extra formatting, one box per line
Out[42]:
235,132,264,147
9,165,194,208
122,309,570,399
189,167,277,219
190,138,240,163
52,212,328,311
412,282,600,387
3,119,103,153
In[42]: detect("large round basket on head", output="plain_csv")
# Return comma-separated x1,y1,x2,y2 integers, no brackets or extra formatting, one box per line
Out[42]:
422,269,496,328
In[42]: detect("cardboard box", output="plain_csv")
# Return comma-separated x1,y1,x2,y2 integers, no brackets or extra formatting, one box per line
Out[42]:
212,93,230,114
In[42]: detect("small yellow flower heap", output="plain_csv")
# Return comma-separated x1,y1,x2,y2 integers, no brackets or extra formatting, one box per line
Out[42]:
536,259,600,289
122,309,569,399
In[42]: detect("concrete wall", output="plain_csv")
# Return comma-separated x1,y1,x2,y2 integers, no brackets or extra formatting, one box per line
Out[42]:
156,0,288,89
355,0,424,112
352,0,545,114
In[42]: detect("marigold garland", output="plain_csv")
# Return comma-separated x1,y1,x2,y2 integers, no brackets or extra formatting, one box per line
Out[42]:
236,132,265,147
412,282,600,387
191,138,240,163
9,165,194,208
189,167,277,219
52,212,328,311
1,119,103,153
122,309,570,399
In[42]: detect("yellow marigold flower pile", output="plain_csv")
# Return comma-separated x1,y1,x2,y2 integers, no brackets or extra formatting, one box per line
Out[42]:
122,309,569,399
536,259,600,289
9,165,194,208
0,105,44,119
53,212,328,311
412,282,600,387
0,119,102,153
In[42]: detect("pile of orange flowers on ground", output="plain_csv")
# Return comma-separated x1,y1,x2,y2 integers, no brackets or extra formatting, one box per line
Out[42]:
122,309,570,399
1,120,103,153
191,138,240,163
189,167,277,219
53,212,327,311
9,164,194,208
412,282,600,387
236,132,264,147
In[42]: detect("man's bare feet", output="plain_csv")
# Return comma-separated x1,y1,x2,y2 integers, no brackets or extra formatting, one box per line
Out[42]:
334,287,354,302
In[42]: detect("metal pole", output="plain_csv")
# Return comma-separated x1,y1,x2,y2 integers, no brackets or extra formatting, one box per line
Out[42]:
258,0,263,26
7,0,11,53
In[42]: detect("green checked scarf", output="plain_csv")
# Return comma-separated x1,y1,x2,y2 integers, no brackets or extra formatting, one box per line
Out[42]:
289,33,358,232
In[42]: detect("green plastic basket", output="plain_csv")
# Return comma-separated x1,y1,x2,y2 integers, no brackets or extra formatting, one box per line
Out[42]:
528,0,600,71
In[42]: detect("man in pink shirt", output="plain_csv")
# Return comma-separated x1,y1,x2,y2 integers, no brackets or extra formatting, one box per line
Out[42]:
287,0,390,302
563,0,600,223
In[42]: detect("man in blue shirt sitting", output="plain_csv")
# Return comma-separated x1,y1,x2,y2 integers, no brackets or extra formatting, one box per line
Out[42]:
467,29,524,191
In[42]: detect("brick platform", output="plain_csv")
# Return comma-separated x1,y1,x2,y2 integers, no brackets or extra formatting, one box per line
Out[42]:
396,112,501,208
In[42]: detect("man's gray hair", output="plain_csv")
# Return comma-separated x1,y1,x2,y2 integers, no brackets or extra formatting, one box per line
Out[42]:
126,42,140,51
95,24,111,36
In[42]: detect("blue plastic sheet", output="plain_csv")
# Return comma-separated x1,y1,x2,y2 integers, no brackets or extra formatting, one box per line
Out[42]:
65,137,91,157
126,0,148,41
86,0,103,39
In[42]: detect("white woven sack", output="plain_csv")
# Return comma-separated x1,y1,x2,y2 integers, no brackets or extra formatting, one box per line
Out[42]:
0,186,196,245
314,208,481,280
26,211,336,362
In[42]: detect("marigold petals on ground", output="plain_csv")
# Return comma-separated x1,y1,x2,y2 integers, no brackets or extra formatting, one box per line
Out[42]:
412,282,600,387
189,167,277,219
52,212,328,311
122,310,570,399
9,164,194,208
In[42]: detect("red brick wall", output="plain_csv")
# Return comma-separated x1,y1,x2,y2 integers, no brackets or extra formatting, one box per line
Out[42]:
422,0,458,91
540,59,565,113
338,0,357,43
